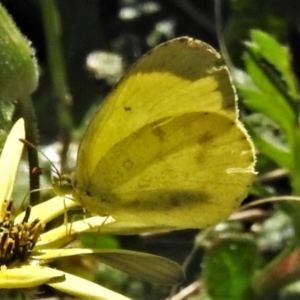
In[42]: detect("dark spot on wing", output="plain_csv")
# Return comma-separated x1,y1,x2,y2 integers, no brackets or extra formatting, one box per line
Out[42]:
198,132,214,145
124,106,131,111
170,196,180,207
152,126,166,141
123,159,133,170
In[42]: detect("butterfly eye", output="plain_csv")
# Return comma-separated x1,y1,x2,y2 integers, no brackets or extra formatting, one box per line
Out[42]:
52,175,73,197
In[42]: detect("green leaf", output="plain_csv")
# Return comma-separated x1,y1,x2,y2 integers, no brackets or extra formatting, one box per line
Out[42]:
248,30,298,99
49,270,133,300
241,30,300,196
246,123,291,170
203,237,257,300
240,52,296,143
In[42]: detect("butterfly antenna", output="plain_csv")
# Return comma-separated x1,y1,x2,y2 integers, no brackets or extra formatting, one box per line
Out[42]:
19,138,62,180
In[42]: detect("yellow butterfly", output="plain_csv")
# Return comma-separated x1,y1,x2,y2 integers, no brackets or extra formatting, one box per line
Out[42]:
54,37,255,231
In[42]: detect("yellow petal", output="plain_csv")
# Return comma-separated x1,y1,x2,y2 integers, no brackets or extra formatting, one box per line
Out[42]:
49,270,132,300
14,196,78,224
0,265,64,288
35,216,114,249
0,118,25,206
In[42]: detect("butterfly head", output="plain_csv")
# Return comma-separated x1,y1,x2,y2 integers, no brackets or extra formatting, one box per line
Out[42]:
52,174,73,196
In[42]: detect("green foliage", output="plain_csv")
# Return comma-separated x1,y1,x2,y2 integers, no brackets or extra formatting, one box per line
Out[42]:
0,3,40,201
240,30,300,193
239,31,300,238
0,3,38,103
203,237,257,300
0,3,39,146
236,30,300,299
225,0,297,66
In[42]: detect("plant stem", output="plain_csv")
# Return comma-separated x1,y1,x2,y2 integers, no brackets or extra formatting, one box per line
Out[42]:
39,0,73,172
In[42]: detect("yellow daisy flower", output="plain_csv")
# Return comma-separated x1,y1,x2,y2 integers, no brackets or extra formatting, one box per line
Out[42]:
0,119,184,300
